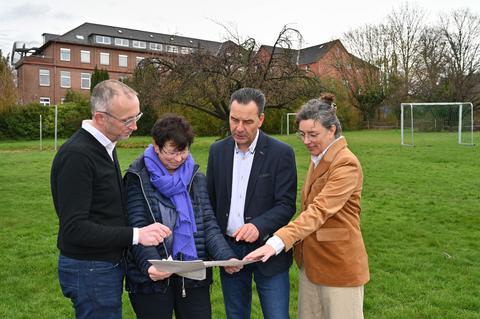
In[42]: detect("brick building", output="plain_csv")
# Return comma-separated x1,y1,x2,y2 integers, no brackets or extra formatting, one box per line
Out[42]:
258,39,375,86
14,23,225,105
14,23,374,107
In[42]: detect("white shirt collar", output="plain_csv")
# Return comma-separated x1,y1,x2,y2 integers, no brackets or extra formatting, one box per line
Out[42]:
82,120,116,160
235,129,260,155
311,136,344,168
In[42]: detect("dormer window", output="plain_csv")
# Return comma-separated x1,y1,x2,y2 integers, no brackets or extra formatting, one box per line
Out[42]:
115,38,129,47
95,35,111,44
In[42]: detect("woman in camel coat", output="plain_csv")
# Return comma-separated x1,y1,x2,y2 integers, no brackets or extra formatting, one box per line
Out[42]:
246,98,369,319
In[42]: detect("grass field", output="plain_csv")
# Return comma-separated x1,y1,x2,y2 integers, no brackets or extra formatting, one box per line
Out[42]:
0,130,479,318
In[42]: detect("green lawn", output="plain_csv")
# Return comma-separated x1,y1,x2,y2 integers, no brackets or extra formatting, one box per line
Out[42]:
0,130,479,318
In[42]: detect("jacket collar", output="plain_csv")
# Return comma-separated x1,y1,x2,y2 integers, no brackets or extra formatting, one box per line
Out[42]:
302,137,348,199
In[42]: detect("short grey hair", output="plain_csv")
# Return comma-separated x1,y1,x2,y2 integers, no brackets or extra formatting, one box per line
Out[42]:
90,80,138,114
296,99,342,138
229,87,265,115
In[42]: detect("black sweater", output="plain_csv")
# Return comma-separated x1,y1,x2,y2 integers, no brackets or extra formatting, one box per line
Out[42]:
51,129,132,262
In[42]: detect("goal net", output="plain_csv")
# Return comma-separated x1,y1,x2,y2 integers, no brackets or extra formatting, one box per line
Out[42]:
400,102,475,146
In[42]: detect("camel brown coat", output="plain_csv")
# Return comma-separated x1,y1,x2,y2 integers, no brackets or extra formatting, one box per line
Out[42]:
275,137,369,286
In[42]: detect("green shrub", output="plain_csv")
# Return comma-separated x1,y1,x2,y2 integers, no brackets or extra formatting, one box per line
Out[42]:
0,102,90,140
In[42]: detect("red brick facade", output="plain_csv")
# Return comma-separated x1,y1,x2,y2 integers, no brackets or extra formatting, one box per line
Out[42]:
16,42,162,105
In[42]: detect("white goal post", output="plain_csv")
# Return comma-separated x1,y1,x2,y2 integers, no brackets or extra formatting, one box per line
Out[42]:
400,102,475,146
281,112,297,135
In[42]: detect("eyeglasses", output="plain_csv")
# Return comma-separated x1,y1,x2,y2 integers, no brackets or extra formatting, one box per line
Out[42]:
161,147,189,159
98,111,143,127
296,131,322,141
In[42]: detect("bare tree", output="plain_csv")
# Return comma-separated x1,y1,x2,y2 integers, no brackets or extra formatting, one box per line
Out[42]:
440,8,480,105
127,26,321,132
413,27,448,100
387,3,426,99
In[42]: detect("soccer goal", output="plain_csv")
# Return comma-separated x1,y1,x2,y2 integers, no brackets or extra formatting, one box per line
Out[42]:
400,102,475,146
281,112,297,135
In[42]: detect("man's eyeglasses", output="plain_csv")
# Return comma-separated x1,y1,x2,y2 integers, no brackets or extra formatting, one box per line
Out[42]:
161,147,189,159
98,111,143,127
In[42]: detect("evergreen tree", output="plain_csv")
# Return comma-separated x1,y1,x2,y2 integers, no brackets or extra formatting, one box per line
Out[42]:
90,65,110,92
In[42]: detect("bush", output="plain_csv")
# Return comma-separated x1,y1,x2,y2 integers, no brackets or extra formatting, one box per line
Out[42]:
0,102,90,140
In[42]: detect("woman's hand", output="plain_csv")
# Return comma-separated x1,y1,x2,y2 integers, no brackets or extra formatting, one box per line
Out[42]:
244,244,276,263
148,265,172,281
224,258,243,274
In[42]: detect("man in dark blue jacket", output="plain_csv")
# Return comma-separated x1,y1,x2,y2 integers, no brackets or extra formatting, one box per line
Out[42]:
207,87,297,319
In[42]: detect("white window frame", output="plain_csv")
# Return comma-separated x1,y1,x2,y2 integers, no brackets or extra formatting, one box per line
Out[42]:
180,47,191,54
60,71,71,88
39,97,50,106
167,45,178,53
95,35,111,44
100,52,110,65
80,50,90,63
133,40,146,49
39,69,50,86
149,43,163,51
80,73,91,90
60,48,71,61
115,38,129,47
118,54,128,67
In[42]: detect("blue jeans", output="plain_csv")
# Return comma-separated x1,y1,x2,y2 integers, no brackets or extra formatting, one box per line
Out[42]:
220,240,290,319
58,254,125,319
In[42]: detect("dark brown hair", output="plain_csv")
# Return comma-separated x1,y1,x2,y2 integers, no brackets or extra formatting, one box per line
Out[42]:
151,114,194,150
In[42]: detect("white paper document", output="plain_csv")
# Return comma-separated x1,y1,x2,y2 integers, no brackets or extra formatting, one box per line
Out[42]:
148,259,256,281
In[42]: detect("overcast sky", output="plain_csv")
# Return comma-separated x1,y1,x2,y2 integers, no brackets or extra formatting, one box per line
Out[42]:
1,0,479,58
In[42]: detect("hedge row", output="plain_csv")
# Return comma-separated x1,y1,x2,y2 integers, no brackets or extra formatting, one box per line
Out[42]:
0,102,292,140
0,102,91,140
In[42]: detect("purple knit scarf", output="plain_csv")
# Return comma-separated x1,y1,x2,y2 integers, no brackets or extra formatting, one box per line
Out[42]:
143,144,198,260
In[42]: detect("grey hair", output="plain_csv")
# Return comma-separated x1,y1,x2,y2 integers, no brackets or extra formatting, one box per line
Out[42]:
229,87,265,115
296,99,342,138
90,79,138,114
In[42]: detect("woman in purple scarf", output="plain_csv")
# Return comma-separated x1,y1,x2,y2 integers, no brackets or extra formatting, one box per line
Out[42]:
125,114,241,319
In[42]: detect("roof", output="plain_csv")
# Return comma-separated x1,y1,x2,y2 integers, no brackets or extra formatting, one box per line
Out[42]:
259,39,341,65
37,22,224,54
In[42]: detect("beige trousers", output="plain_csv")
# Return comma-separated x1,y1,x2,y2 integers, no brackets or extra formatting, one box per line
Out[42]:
298,267,364,319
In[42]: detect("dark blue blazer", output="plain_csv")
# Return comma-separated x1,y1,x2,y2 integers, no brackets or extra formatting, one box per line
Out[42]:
207,131,297,276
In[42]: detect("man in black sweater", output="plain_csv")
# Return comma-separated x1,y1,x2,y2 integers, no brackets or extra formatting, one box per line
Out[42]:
51,80,171,319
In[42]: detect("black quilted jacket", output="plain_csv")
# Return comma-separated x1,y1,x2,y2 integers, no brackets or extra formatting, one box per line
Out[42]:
124,155,237,294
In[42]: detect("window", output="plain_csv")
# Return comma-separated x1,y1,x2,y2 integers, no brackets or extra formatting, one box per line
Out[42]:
180,47,192,54
166,45,178,53
75,35,85,40
60,48,70,61
136,56,144,66
133,40,146,49
95,35,111,44
81,73,91,90
39,69,50,86
115,38,129,47
100,52,109,65
39,97,50,106
60,71,71,88
118,55,128,67
80,50,90,63
149,43,163,51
